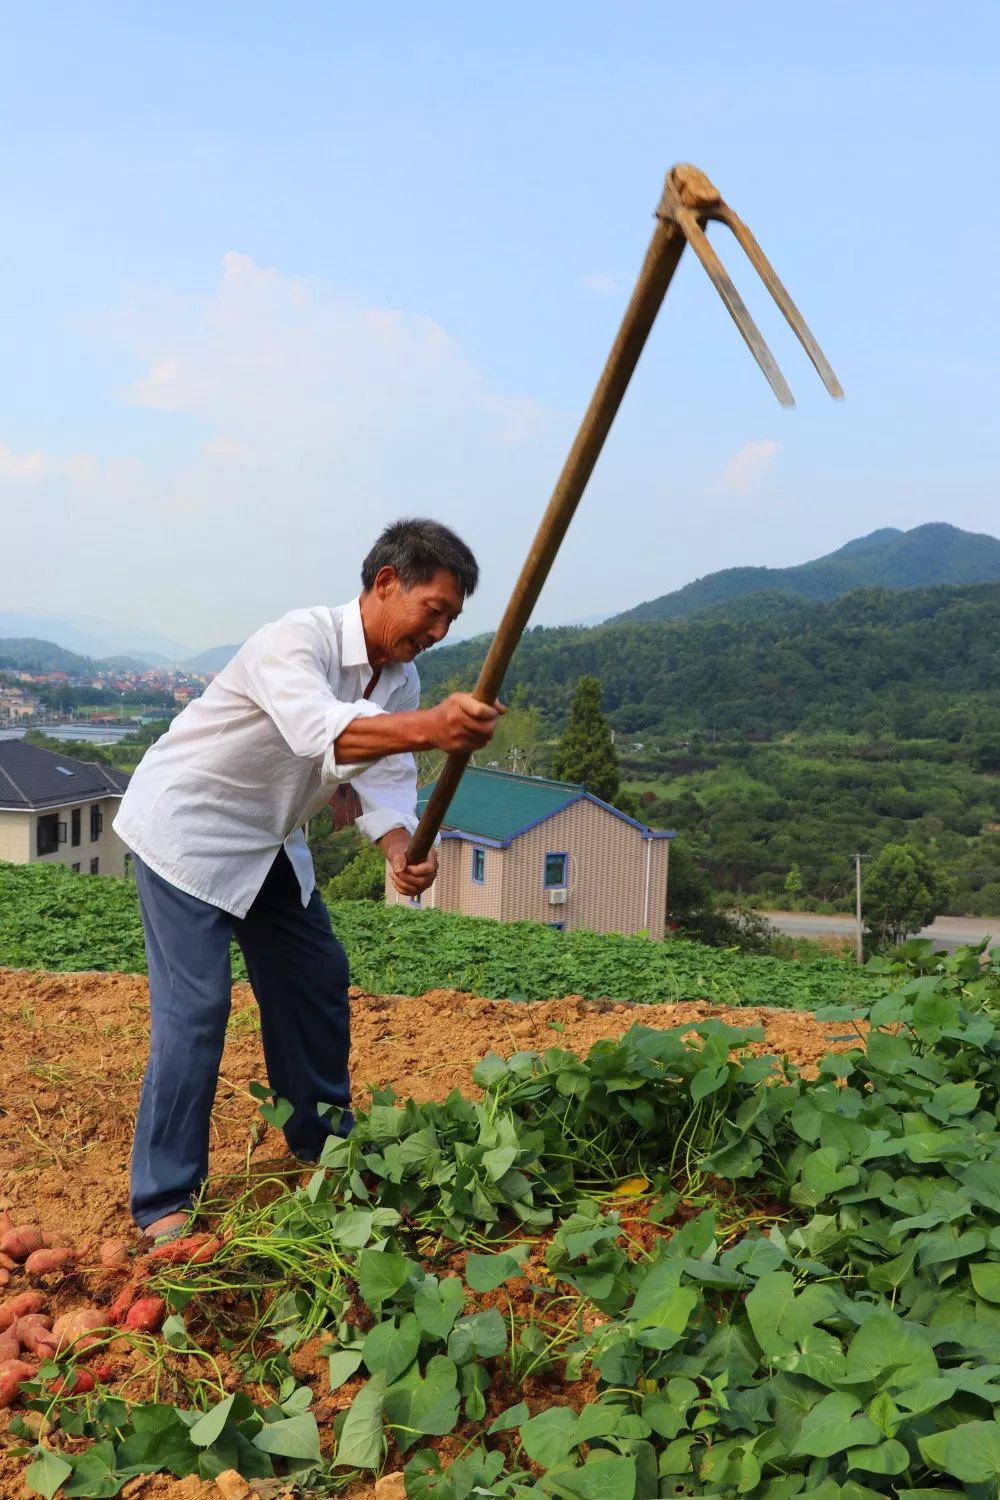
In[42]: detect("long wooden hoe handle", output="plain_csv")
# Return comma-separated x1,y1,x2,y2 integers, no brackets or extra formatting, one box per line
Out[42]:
406,164,841,864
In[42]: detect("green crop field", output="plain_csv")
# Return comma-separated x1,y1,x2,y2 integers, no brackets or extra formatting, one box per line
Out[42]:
4,942,1000,1496
0,861,881,1010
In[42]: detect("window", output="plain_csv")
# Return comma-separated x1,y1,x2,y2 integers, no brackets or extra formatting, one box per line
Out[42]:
71,808,81,847
548,921,565,931
71,863,81,874
36,815,61,856
471,847,486,883
90,858,99,875
544,852,567,888
409,893,421,906
90,805,103,841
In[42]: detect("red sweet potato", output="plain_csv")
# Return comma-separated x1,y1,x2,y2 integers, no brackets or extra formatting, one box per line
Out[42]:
0,1270,8,1289
0,1227,44,1262
25,1247,78,1276
14,1314,54,1354
50,1369,96,1396
0,1334,19,1364
0,1359,35,1408
0,1252,16,1271
145,1232,220,1264
98,1239,130,1269
123,1297,165,1332
0,1211,14,1237
92,1361,115,1383
51,1309,110,1353
0,1291,45,1331
107,1284,138,1324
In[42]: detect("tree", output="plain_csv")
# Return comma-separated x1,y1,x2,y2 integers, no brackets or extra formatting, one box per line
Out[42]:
863,842,954,949
784,863,804,905
551,676,620,803
324,843,385,901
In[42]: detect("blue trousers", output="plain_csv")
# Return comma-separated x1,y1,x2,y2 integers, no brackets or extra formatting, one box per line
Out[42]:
130,851,352,1229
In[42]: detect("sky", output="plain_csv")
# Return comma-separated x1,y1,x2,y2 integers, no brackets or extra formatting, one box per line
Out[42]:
0,2,997,654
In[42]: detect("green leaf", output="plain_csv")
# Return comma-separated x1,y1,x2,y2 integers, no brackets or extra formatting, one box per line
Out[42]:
26,1449,73,1500
63,1443,123,1499
188,1396,235,1449
549,1455,637,1500
971,1261,1000,1303
630,1261,697,1339
791,1392,882,1458
414,1276,465,1341
447,1308,507,1364
846,1439,910,1475
327,1349,364,1390
357,1246,412,1310
465,1249,527,1292
252,1412,321,1461
364,1315,421,1383
519,1406,578,1466
384,1355,461,1453
489,1402,529,1434
161,1314,187,1349
918,1420,1000,1483
335,1371,387,1470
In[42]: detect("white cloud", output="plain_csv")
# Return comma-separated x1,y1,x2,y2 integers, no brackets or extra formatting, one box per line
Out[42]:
717,438,781,496
0,443,47,482
3,252,562,644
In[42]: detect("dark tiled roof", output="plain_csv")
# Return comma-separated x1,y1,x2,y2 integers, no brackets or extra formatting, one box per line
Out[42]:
0,740,131,811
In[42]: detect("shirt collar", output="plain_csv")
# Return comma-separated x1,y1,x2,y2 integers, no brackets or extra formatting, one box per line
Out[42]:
340,596,407,693
340,597,371,670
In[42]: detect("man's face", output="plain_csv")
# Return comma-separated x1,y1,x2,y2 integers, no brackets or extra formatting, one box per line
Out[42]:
378,567,464,663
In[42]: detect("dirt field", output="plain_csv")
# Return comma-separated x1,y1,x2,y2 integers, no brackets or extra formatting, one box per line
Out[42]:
0,970,857,1499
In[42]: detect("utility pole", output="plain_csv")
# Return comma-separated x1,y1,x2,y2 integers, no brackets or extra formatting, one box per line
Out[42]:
854,853,865,965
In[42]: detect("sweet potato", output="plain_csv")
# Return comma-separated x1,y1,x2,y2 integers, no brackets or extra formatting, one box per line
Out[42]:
123,1297,165,1332
93,1361,115,1383
0,1359,35,1408
145,1232,220,1264
15,1314,54,1354
98,1239,130,1269
25,1247,78,1276
0,1291,45,1331
0,1210,14,1237
51,1308,110,1353
50,1369,96,1397
0,1226,44,1262
107,1284,139,1325
0,1269,8,1289
0,1334,19,1364
0,1252,16,1271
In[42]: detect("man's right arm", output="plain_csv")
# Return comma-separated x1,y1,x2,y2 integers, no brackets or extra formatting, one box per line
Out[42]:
334,693,502,764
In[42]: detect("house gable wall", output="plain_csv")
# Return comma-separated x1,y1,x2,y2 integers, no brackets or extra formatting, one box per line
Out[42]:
501,799,667,938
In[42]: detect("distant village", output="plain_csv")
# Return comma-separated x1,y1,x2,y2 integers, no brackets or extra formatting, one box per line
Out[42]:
0,664,209,728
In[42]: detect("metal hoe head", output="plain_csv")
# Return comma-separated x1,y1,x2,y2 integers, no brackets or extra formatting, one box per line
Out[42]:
658,164,844,406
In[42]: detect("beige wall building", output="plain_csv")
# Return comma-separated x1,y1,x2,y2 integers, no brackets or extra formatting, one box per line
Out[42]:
385,766,671,939
0,740,131,877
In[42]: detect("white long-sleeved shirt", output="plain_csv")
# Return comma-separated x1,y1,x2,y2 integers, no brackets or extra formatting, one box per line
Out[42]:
113,597,421,917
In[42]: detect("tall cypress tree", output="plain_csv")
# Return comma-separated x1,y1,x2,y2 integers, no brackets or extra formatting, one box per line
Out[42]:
551,675,621,803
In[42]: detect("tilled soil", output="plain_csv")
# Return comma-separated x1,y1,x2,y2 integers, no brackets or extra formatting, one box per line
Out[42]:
0,969,861,1499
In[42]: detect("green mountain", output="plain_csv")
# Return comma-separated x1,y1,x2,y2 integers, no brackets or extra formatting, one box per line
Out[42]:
0,637,97,675
612,523,1000,623
418,582,1000,739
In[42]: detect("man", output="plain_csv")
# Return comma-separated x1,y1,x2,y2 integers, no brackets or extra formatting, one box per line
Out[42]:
114,518,499,1243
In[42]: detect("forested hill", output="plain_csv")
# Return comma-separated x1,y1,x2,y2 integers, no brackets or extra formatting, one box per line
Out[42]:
612,523,1000,623
419,582,1000,737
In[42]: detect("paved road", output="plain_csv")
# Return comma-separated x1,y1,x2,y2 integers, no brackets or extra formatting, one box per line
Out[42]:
763,911,1000,953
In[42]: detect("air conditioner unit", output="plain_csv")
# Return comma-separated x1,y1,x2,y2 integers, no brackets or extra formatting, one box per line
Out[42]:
548,888,567,906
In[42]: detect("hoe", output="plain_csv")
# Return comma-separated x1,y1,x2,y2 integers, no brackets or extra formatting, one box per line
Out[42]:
407,163,843,863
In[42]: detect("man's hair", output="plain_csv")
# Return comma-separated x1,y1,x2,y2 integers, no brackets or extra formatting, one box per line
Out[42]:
361,517,479,597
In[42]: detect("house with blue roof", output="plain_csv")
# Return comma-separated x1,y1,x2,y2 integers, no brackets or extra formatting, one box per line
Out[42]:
385,765,672,938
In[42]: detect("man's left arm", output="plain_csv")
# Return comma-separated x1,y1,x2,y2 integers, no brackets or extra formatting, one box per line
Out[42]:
349,672,439,897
